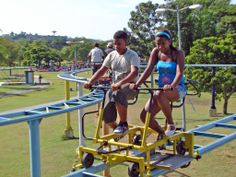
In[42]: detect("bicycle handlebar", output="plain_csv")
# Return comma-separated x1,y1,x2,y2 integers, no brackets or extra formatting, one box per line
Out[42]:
90,84,173,96
137,87,173,91
91,84,111,91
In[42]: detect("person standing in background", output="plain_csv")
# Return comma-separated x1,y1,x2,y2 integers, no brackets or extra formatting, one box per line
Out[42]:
105,42,115,56
104,42,115,79
87,43,105,74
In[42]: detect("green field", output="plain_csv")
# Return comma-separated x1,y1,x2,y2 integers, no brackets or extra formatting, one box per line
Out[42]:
0,71,235,177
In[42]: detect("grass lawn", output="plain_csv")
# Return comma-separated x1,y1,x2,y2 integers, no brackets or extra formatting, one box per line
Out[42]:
0,71,235,177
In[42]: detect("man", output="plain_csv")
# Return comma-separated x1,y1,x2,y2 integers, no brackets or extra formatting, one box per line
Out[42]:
84,30,140,134
87,43,104,74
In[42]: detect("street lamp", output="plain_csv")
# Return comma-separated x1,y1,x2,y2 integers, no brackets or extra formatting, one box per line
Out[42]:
156,4,202,49
66,40,84,71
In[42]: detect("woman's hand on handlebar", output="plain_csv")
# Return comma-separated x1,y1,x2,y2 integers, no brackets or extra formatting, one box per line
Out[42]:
163,84,173,91
129,83,138,90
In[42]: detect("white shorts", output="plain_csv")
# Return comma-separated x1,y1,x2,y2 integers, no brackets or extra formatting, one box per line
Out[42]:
177,85,187,100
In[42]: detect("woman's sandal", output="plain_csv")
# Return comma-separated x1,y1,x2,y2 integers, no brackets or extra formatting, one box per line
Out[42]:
165,124,176,136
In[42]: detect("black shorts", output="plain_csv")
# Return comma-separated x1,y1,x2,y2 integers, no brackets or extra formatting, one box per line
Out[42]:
103,83,138,123
92,64,102,74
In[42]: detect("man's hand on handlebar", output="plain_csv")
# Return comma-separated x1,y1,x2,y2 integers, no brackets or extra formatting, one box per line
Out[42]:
111,82,121,91
129,83,138,90
84,82,92,89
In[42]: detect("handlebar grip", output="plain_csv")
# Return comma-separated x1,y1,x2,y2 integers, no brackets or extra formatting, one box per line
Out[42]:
91,84,111,91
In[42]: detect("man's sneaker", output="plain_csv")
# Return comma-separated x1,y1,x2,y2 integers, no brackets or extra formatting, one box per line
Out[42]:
165,124,176,136
113,124,128,135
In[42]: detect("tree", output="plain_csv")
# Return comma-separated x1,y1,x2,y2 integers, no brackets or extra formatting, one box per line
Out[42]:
128,2,161,59
216,4,236,34
0,41,9,66
127,0,234,56
158,0,234,54
0,37,20,66
60,40,94,64
185,32,236,114
127,0,204,56
36,36,68,50
76,41,94,62
60,46,72,63
22,44,62,67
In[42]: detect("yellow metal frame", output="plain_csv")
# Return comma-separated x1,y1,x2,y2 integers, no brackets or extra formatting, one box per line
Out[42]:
74,97,195,176
64,80,73,132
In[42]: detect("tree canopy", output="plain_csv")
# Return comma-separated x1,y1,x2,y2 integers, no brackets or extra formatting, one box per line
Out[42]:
127,0,235,57
0,33,106,67
0,37,20,66
185,32,236,114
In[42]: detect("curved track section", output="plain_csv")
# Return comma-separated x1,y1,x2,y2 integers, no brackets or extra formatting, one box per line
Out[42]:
57,68,90,83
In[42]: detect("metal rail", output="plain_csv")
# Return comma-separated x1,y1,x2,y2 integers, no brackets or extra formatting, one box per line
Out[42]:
0,68,103,177
188,114,236,155
0,91,103,126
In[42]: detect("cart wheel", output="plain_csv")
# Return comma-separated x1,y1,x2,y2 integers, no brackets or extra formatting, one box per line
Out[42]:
176,140,186,155
133,134,141,145
128,163,139,177
181,162,191,168
82,153,94,168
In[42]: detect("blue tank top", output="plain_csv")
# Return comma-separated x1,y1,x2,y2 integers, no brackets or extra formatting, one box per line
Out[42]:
156,61,185,87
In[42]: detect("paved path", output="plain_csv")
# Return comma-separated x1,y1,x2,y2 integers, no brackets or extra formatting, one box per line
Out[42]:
0,78,52,114
0,84,49,98
0,77,50,98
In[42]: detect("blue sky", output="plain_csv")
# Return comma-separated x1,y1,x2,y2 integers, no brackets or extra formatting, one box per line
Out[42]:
0,0,235,40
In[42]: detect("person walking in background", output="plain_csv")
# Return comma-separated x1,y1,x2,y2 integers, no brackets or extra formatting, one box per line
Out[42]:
130,29,186,139
84,30,140,134
38,75,42,84
87,43,104,74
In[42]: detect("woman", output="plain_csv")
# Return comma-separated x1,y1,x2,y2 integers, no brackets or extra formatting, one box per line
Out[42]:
130,29,186,138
